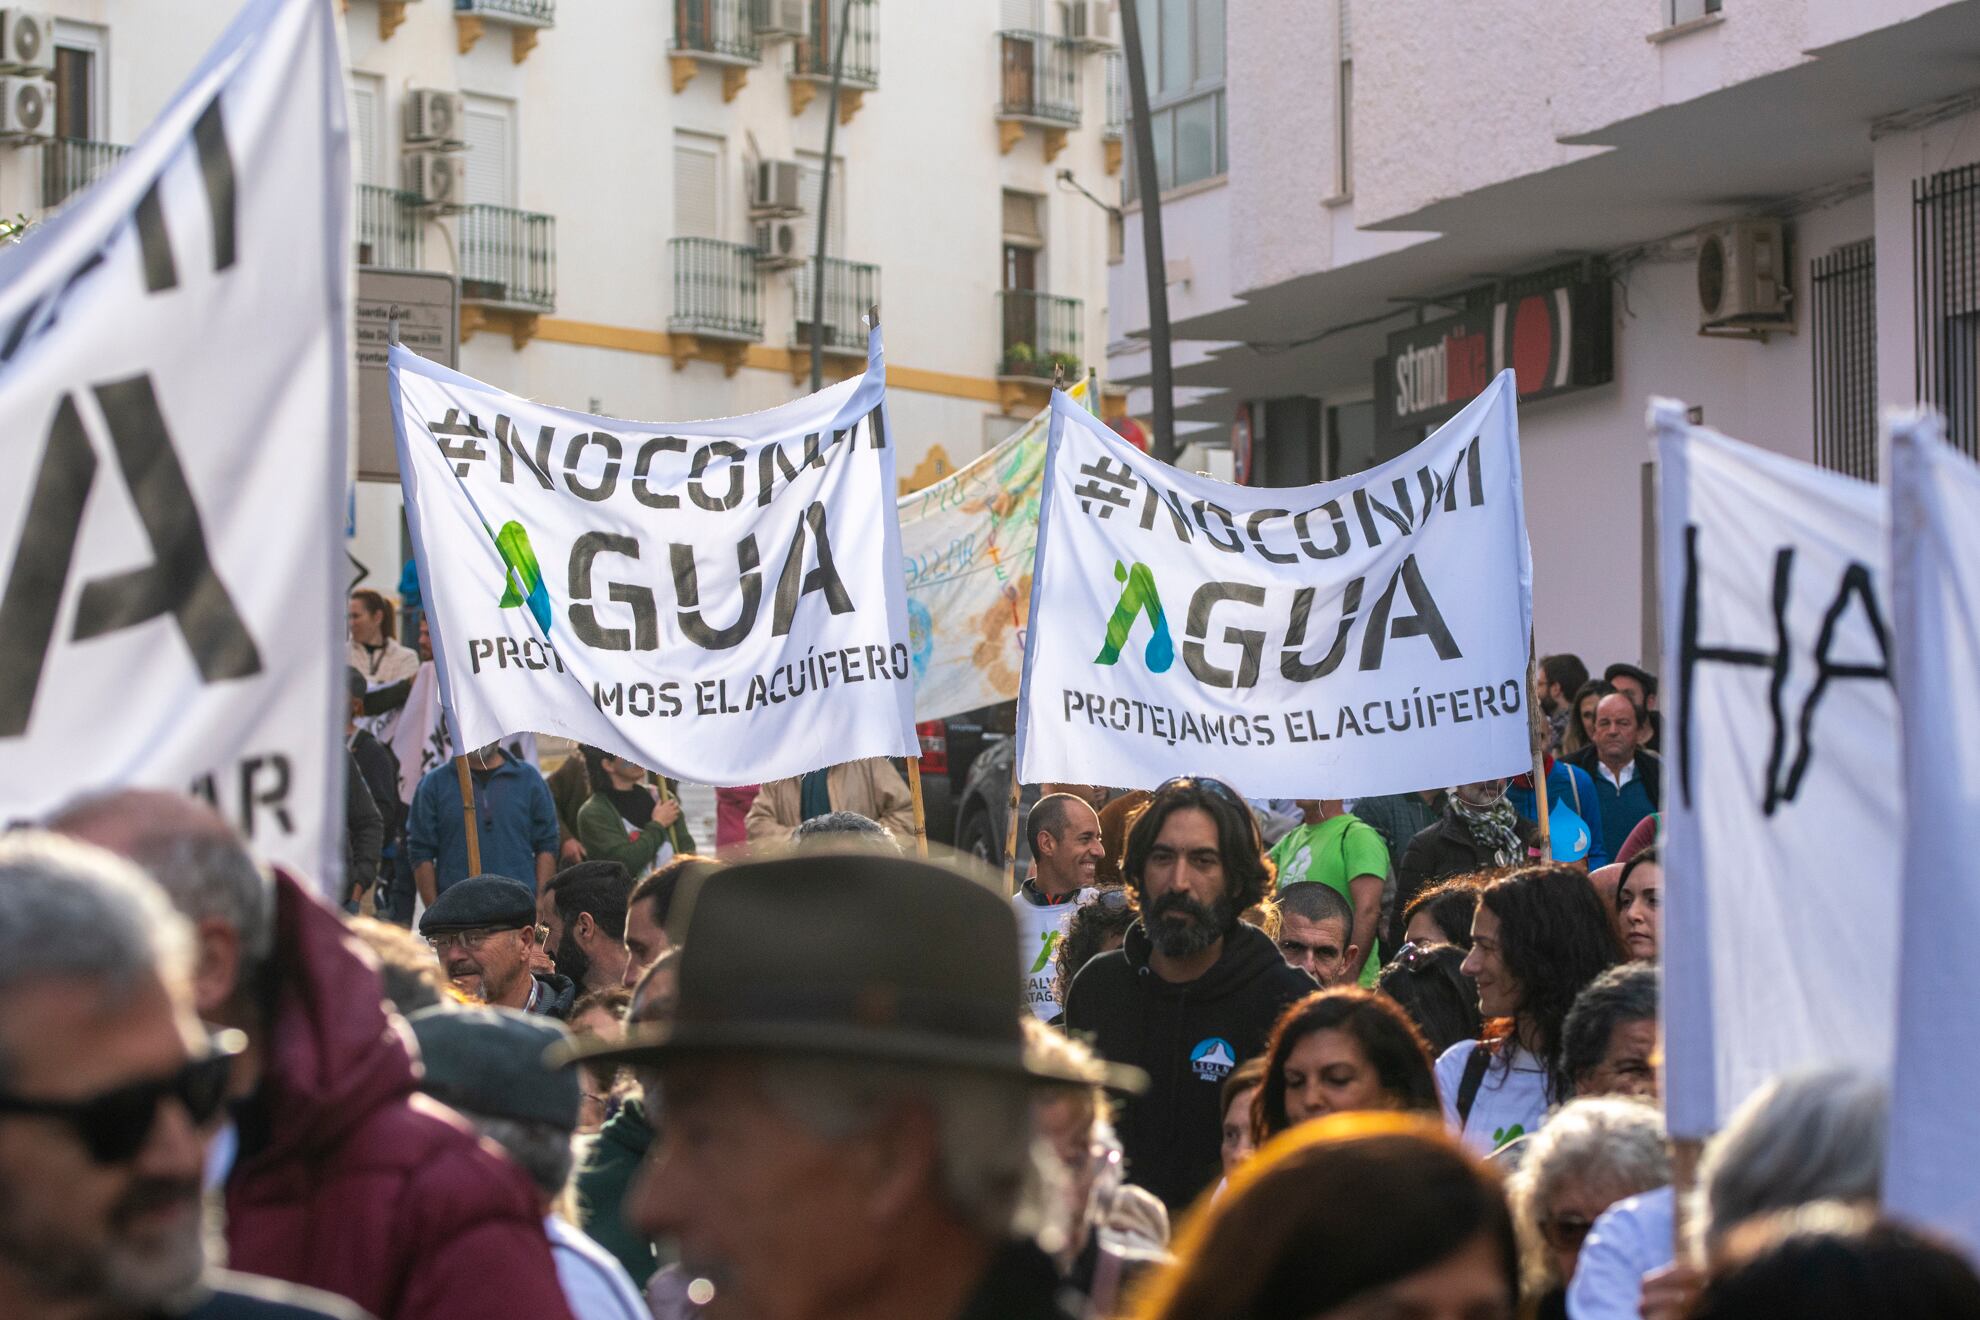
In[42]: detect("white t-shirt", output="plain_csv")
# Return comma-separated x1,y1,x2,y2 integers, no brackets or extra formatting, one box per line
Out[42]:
546,1215,649,1320
1012,885,1096,1020
1435,1038,1551,1155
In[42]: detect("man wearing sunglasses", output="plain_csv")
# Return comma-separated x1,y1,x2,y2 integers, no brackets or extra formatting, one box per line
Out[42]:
51,790,576,1320
0,833,365,1319
1061,777,1315,1215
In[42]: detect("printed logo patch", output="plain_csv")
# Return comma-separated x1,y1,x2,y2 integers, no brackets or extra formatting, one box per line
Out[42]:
1189,1036,1236,1082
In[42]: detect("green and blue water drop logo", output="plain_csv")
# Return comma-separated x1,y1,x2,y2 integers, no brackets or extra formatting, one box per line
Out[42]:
493,520,553,635
1094,560,1174,673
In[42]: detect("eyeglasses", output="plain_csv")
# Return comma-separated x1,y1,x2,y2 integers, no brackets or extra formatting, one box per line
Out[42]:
1539,1214,1596,1252
0,1028,244,1164
1392,940,1442,973
1089,887,1133,913
425,926,521,954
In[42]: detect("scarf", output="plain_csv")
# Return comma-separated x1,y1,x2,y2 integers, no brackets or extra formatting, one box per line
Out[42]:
603,783,656,829
1451,793,1523,865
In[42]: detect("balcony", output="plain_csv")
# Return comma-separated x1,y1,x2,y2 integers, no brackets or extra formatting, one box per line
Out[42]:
791,256,879,372
458,204,555,346
356,184,424,269
672,0,758,100
41,137,129,211
789,0,878,122
1102,49,1124,174
670,237,762,372
996,30,1080,159
999,289,1081,380
455,0,554,62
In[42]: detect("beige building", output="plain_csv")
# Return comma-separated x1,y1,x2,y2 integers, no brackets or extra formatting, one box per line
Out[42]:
0,0,1125,591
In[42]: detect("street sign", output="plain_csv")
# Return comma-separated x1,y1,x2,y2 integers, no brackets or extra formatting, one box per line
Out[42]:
356,268,457,482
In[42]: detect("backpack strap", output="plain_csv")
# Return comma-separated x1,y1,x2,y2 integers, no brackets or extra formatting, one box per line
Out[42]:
1456,1042,1492,1128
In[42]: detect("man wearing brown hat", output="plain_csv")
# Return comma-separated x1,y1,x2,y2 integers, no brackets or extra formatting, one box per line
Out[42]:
564,852,1142,1320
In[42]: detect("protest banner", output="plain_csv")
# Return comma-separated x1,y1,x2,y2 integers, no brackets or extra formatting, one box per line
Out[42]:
1653,401,1900,1140
391,329,919,789
900,377,1087,724
1015,371,1534,798
0,0,348,892
1885,413,1980,1259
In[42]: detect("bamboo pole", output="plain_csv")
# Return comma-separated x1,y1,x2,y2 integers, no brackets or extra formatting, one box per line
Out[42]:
455,754,483,876
905,757,930,859
1528,646,1553,858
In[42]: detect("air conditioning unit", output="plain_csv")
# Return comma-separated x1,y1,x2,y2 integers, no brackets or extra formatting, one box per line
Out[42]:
1697,219,1793,331
754,219,805,269
403,150,463,211
0,75,49,139
1068,0,1113,47
751,159,803,216
404,89,464,148
749,0,810,40
0,9,53,75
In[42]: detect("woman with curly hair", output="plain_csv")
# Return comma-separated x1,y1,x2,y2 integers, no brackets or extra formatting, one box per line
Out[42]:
1052,886,1136,1021
1440,865,1624,1155
1252,988,1440,1144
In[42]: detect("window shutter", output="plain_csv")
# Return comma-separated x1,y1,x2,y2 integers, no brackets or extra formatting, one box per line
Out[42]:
796,155,843,258
1002,189,1042,247
462,99,513,208
349,77,379,186
673,137,721,239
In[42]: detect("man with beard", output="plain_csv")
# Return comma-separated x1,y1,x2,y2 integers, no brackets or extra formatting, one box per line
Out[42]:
422,875,579,1018
540,862,634,995
0,832,365,1320
1062,778,1315,1214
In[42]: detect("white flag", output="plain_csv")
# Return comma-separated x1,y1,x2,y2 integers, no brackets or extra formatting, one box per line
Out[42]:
1885,414,1980,1258
391,332,918,787
388,662,451,806
0,0,348,892
1017,373,1534,798
1653,402,1900,1138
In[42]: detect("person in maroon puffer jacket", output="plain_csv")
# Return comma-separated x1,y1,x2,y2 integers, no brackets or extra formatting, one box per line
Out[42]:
52,790,575,1320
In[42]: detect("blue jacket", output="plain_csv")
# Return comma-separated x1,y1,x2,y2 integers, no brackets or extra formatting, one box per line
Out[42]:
408,755,559,893
1509,761,1609,868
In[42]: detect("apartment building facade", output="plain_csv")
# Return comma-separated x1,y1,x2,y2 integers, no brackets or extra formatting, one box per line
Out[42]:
0,0,1125,590
1107,0,1980,668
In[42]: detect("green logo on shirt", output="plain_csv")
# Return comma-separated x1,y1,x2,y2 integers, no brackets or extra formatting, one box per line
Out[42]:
1029,931,1061,974
1094,560,1174,672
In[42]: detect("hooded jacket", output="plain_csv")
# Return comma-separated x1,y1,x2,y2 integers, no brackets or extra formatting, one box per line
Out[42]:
224,873,575,1320
574,1096,659,1286
1063,919,1314,1214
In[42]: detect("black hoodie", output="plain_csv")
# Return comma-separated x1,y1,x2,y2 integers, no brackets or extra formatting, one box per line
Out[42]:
1063,919,1314,1214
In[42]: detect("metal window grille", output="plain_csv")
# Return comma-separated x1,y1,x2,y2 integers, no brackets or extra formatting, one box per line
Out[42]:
40,137,128,210
675,0,759,62
998,289,1081,378
356,185,425,270
670,237,763,340
997,30,1081,126
459,205,556,312
1915,162,1980,458
1811,239,1877,480
455,0,556,24
792,0,879,89
793,257,879,350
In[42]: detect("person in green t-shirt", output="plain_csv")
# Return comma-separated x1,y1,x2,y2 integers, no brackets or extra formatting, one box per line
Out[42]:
1267,801,1390,986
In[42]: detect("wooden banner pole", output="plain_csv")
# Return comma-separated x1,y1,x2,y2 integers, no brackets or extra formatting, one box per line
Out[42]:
905,757,930,859
1003,773,1023,895
1528,644,1552,858
455,753,483,877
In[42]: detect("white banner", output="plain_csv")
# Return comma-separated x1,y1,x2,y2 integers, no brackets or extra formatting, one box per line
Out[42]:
391,332,918,787
1886,413,1980,1258
389,662,450,805
1654,402,1900,1138
0,0,347,892
1016,372,1534,798
899,378,1085,724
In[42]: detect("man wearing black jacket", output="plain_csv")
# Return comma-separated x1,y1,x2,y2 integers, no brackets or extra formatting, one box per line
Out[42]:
1063,777,1315,1214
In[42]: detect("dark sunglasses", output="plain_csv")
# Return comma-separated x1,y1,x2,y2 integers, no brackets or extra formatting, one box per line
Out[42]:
1539,1214,1596,1252
1154,775,1245,808
1392,940,1443,973
0,1028,244,1164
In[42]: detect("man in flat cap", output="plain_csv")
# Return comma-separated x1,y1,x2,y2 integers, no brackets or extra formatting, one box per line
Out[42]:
421,875,577,1018
565,852,1142,1320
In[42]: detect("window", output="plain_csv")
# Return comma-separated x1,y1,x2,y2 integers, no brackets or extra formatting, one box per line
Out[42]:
52,20,105,141
348,73,383,187
1914,162,1980,458
1810,239,1876,480
460,93,515,209
795,151,844,260
1668,0,1723,24
1334,0,1351,198
673,133,722,239
1124,0,1225,201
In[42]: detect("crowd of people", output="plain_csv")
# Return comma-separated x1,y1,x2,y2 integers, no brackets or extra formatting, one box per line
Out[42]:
3,614,1974,1320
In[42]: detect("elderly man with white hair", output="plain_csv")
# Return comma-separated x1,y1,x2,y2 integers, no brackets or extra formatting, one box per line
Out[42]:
565,851,1145,1320
0,832,363,1320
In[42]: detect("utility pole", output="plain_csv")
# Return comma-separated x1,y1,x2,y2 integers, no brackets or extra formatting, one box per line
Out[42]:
1116,0,1175,462
809,0,855,392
